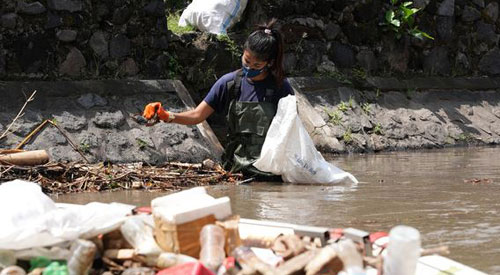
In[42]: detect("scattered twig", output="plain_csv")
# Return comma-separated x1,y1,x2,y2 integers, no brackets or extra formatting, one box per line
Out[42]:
0,161,241,194
0,90,37,140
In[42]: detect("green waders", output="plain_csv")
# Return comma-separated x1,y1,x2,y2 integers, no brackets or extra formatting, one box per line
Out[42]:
222,71,279,179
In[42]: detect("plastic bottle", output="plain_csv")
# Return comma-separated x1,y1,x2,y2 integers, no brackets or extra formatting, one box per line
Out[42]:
66,239,96,275
199,224,226,272
383,225,421,275
335,239,365,275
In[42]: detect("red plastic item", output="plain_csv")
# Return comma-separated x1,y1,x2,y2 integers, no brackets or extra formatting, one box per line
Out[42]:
156,262,216,275
132,206,152,215
369,231,388,244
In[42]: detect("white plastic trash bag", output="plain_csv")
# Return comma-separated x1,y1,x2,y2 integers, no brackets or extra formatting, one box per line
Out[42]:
254,95,358,184
179,0,248,35
0,180,134,250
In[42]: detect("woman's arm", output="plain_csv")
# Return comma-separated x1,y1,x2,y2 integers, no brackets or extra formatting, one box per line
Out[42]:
171,101,215,125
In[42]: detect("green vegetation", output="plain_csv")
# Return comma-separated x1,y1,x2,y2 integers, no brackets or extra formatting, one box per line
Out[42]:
217,34,241,60
343,128,353,143
167,12,195,34
361,102,371,114
324,108,343,125
166,52,183,79
457,133,474,142
338,101,349,112
374,123,383,135
80,142,90,153
136,138,149,150
384,0,434,40
338,96,355,112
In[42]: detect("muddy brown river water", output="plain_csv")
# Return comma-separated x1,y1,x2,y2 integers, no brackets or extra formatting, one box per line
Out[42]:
54,146,500,274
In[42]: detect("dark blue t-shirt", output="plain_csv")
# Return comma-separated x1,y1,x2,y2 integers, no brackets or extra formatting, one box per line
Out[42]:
203,71,294,114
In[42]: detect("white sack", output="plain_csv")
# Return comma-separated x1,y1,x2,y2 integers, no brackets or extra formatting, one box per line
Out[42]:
179,0,248,35
254,95,358,184
0,180,134,250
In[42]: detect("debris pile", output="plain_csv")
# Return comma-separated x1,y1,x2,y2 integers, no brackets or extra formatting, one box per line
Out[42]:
0,181,475,275
0,159,241,194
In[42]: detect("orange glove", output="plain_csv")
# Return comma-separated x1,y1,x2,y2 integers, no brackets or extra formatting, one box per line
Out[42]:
142,102,175,122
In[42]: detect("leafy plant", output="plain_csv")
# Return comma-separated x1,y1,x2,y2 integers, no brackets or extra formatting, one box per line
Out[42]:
374,123,383,135
166,52,183,79
348,96,355,109
136,138,148,150
295,32,308,54
80,142,90,153
217,34,241,60
343,128,353,143
362,102,371,114
324,108,343,125
384,0,434,40
167,12,195,34
338,101,349,112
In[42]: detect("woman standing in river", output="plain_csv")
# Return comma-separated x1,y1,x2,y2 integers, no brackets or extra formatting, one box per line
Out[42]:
142,19,294,179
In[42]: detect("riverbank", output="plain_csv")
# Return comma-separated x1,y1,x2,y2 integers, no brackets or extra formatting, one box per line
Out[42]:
1,78,500,163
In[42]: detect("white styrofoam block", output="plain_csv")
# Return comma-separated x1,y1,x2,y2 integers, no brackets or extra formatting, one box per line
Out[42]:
416,255,487,275
154,196,232,225
151,187,207,208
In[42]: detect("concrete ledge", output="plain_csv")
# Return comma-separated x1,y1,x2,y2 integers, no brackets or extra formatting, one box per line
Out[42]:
0,80,223,163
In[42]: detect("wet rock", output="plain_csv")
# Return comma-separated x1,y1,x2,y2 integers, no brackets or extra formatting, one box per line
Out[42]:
283,53,297,73
437,0,455,16
472,0,484,8
93,110,125,129
455,52,470,71
90,31,109,59
113,6,132,25
424,123,448,143
2,13,17,29
151,36,168,49
157,17,168,34
329,42,355,68
120,58,139,76
52,111,87,132
386,48,409,73
317,55,337,75
152,124,188,147
45,11,62,29
353,0,381,23
95,3,109,22
78,132,100,148
11,112,43,136
110,34,131,58
414,0,431,9
47,146,83,162
356,49,377,72
423,47,450,75
483,2,499,23
144,0,165,17
0,54,5,76
324,22,340,41
462,6,481,22
77,93,107,109
479,48,500,75
436,16,454,42
106,132,130,148
18,1,46,15
476,21,497,45
59,47,86,77
56,29,77,42
298,41,327,73
47,0,83,12
145,54,168,77
129,128,155,148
